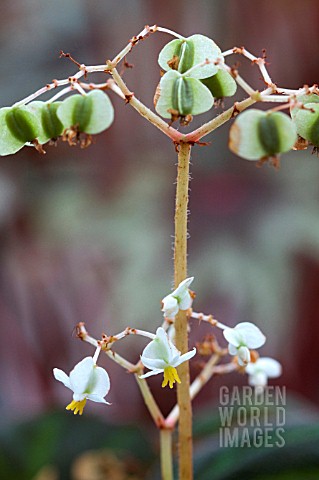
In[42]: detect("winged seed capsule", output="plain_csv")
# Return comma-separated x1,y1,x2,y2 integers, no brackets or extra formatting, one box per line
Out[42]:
158,34,223,80
173,39,195,74
0,104,47,155
41,102,65,140
57,90,114,135
229,109,297,161
25,100,66,144
201,69,237,99
5,107,40,144
292,102,319,148
155,70,214,121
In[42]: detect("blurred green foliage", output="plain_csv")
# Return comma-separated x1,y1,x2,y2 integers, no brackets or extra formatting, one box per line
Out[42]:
1,398,319,479
192,406,319,479
0,411,154,479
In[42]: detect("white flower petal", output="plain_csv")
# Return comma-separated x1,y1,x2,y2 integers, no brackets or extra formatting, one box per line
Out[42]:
249,357,282,378
223,328,242,347
235,322,266,349
90,366,110,398
73,392,87,402
141,338,171,364
69,357,95,394
170,352,183,366
141,327,180,366
157,328,181,362
140,356,167,371
179,292,193,310
228,343,238,356
237,346,250,366
257,358,282,378
173,277,194,298
173,347,197,367
156,327,170,344
248,371,268,388
139,369,163,379
53,368,72,390
87,394,111,404
162,294,179,319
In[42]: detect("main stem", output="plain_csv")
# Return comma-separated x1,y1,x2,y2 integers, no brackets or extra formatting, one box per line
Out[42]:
174,141,193,480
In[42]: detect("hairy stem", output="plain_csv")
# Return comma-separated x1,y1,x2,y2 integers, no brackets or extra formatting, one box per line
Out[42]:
166,354,221,427
174,142,193,480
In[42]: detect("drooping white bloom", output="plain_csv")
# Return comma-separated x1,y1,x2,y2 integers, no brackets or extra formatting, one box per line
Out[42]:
140,327,196,388
223,322,266,366
162,277,194,320
246,357,282,393
53,355,110,415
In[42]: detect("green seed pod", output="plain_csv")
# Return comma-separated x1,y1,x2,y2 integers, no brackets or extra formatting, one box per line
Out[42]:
5,107,40,143
290,93,319,120
41,102,64,140
173,39,195,74
158,34,223,80
26,101,68,144
0,107,26,155
172,77,194,116
293,103,319,147
72,94,93,132
57,90,114,135
201,69,237,99
229,109,297,160
258,115,281,155
155,70,214,119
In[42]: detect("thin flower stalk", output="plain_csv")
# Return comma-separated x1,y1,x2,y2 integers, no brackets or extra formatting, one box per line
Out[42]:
110,67,183,142
156,26,184,39
135,373,165,427
185,87,274,143
77,323,137,372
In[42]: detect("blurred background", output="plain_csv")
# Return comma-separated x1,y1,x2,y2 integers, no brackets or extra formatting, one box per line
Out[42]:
1,0,319,478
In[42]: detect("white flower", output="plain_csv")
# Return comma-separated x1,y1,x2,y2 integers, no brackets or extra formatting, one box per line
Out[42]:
140,327,196,388
53,356,110,415
223,322,266,366
162,277,194,320
246,357,282,393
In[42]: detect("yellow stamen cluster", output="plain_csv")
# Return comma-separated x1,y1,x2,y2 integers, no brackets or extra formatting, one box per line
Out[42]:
66,398,87,415
162,366,181,389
